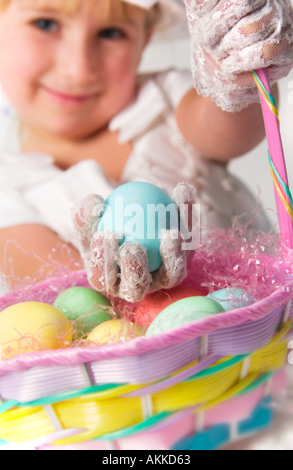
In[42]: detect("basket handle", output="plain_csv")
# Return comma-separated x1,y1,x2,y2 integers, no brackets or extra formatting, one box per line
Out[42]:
253,69,293,250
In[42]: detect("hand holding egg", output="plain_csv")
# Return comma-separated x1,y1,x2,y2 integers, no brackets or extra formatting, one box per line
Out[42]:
73,182,198,303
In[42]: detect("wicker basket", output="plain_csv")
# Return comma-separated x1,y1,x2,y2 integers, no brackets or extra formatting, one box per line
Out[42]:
0,70,293,450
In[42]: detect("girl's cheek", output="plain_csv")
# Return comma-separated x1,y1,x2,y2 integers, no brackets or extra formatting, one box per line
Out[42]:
106,48,140,82
15,38,49,75
112,62,134,84
0,27,50,76
0,36,47,105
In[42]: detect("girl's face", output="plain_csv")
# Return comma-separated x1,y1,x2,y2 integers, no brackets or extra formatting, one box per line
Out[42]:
0,0,152,139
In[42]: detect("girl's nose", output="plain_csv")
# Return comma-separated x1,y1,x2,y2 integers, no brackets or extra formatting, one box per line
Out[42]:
56,33,98,84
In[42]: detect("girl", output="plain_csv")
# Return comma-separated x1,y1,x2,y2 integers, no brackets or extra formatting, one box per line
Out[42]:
0,0,292,301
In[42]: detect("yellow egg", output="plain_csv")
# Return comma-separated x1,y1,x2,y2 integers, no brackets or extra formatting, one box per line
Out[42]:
86,319,145,346
0,302,72,359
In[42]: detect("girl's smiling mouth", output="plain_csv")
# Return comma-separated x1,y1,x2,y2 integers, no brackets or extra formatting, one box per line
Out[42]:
42,85,98,105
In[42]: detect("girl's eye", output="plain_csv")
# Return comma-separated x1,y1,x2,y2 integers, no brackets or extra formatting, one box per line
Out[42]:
98,28,125,40
33,18,59,33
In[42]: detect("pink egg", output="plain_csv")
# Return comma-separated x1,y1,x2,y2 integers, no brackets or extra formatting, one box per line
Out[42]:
134,286,205,328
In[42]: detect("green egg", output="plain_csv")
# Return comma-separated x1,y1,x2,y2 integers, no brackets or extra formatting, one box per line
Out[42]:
145,296,225,336
53,287,112,337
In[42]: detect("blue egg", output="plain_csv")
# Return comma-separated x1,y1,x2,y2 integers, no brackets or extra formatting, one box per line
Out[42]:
97,182,179,272
207,288,254,311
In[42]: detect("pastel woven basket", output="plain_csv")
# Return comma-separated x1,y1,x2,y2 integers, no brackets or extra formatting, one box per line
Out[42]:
0,70,293,451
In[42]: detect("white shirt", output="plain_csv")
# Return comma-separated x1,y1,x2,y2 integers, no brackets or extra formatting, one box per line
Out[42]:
0,70,270,249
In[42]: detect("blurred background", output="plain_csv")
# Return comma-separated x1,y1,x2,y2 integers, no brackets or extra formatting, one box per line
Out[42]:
140,31,293,230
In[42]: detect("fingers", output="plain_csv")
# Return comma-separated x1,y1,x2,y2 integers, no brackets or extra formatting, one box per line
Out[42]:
73,194,105,231
86,230,191,303
186,0,293,111
262,34,293,64
88,236,152,303
217,7,278,58
221,34,293,77
87,231,120,297
172,183,197,233
184,0,220,19
172,182,197,208
151,230,188,292
192,0,293,66
172,182,200,247
266,62,293,82
239,8,277,38
188,0,266,47
119,243,152,303
72,194,105,254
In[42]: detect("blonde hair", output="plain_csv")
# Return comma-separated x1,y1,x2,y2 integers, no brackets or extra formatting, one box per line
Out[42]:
0,0,161,28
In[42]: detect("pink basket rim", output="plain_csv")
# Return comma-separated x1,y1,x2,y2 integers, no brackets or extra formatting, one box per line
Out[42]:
0,270,292,376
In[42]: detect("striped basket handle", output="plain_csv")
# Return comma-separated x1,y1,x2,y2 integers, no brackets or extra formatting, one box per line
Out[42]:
253,69,293,251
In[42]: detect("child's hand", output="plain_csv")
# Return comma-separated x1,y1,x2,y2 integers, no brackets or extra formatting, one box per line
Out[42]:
183,0,293,111
72,183,197,303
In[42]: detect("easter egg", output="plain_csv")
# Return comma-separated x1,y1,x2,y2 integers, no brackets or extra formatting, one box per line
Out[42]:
86,319,145,346
135,285,205,327
146,296,225,336
0,302,72,359
97,182,179,272
207,288,254,311
53,287,112,337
